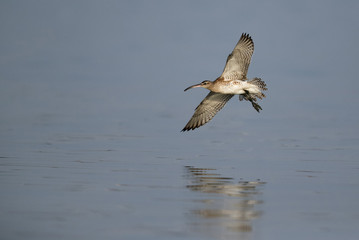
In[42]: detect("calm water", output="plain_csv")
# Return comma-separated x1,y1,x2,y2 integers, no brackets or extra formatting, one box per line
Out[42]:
1,78,358,240
1,1,359,239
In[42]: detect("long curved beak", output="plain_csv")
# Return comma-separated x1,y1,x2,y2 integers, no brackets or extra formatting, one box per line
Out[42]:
184,83,201,91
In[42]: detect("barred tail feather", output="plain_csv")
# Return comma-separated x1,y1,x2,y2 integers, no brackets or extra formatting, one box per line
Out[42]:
246,77,267,99
240,78,267,112
247,78,267,91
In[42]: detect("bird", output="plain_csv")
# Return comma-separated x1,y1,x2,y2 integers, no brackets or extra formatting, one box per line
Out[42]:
182,33,267,131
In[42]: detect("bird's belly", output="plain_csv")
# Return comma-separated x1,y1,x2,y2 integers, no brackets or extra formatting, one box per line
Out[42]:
218,86,245,94
215,81,258,95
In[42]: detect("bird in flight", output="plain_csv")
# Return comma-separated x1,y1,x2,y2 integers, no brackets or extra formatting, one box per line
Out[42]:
182,33,267,131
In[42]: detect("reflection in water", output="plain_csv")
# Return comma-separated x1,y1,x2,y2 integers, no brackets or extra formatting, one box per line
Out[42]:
185,166,265,239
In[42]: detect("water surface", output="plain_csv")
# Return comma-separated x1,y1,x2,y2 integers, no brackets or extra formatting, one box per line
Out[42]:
1,1,359,240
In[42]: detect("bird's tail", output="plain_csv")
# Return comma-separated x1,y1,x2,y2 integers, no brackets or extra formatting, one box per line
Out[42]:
238,78,267,112
246,78,267,99
247,78,267,91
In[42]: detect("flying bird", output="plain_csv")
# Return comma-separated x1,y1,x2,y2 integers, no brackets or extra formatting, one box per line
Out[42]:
182,33,267,131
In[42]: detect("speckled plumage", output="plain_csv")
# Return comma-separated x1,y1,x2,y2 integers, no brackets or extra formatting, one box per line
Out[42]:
182,33,267,131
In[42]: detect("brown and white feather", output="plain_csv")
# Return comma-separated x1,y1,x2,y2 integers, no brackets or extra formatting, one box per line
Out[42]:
221,33,254,81
182,92,233,131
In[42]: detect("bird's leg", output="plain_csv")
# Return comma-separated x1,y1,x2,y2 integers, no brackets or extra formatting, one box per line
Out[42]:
251,100,262,112
243,91,262,112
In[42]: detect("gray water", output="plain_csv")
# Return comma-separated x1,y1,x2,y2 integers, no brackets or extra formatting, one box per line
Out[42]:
1,1,359,240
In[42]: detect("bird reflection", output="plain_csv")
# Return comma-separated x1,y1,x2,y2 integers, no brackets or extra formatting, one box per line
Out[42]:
185,166,265,238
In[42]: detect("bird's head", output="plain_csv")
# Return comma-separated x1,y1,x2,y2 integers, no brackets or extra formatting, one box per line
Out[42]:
184,80,212,91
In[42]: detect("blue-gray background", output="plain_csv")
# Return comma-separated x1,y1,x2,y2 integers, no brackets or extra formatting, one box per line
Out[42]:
1,1,359,240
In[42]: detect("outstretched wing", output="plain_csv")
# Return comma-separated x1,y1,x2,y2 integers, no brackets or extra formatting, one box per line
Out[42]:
182,92,233,131
220,33,254,81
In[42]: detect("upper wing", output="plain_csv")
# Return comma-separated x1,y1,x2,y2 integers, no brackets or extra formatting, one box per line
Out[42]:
182,92,233,131
220,33,254,81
